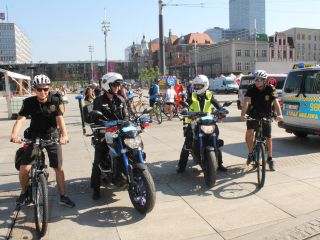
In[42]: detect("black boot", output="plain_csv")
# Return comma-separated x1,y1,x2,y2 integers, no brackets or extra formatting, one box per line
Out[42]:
267,157,275,171
92,187,100,200
217,150,227,172
217,165,228,172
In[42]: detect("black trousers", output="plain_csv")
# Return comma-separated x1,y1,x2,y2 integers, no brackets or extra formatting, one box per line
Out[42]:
178,124,223,169
90,140,108,189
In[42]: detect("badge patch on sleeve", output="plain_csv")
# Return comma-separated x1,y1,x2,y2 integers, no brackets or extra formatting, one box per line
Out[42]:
49,105,56,112
265,95,270,101
58,104,65,114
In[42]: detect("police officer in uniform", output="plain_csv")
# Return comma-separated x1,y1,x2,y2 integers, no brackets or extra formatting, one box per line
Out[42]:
176,75,228,173
241,70,283,171
91,72,128,200
11,74,75,207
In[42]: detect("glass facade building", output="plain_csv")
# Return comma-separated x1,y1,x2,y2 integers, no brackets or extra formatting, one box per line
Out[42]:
229,0,265,35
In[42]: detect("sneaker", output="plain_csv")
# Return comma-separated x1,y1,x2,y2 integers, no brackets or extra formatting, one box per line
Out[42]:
16,190,29,207
59,195,75,208
246,153,254,165
268,158,275,171
92,188,100,200
217,165,228,172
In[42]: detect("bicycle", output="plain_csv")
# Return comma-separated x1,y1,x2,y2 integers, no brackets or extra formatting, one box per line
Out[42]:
132,92,149,114
247,117,272,188
18,138,58,238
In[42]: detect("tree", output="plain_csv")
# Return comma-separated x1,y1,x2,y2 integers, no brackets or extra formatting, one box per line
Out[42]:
139,67,160,87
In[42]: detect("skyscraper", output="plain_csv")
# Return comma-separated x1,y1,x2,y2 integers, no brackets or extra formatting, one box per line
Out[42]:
229,0,265,35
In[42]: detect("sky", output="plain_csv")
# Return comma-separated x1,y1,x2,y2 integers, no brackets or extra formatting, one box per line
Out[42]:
1,0,320,63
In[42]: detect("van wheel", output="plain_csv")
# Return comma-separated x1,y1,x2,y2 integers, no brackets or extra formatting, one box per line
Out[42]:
293,131,308,138
224,89,228,94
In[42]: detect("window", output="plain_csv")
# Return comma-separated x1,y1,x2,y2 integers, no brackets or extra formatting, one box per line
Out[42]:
236,49,241,57
279,39,282,45
315,36,317,41
236,62,241,71
290,50,293,59
278,50,281,59
271,50,274,58
297,34,300,40
305,71,320,94
302,34,305,40
308,35,311,41
315,44,317,50
283,39,286,45
283,50,287,59
262,50,267,57
245,50,250,57
245,62,250,71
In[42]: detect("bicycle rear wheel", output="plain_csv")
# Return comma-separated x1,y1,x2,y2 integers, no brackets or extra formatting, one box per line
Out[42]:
153,104,162,124
256,144,266,188
34,173,49,238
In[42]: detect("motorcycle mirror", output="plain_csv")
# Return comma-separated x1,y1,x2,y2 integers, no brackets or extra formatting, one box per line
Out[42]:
89,110,106,122
180,101,189,108
223,101,233,107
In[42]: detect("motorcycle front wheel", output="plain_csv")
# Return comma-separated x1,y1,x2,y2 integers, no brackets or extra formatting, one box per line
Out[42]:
128,168,156,214
203,149,217,188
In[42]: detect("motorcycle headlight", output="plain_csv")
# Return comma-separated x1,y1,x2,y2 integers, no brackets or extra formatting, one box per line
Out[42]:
200,125,215,134
124,136,142,149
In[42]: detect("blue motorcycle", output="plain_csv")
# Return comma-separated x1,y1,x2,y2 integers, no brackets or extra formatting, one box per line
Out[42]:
89,109,156,214
180,101,232,187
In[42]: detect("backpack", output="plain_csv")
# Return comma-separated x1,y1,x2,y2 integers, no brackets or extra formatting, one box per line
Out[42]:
149,84,155,96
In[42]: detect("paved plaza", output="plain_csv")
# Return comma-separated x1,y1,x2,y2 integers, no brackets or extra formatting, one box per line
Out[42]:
1,93,320,240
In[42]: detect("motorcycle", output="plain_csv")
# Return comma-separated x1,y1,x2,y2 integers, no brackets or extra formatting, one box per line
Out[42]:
179,101,232,187
89,108,156,214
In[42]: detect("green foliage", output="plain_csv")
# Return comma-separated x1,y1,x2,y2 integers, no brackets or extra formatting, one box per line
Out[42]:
139,67,160,86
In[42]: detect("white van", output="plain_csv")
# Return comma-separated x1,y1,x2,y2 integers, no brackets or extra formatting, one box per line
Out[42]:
237,73,287,109
211,76,239,93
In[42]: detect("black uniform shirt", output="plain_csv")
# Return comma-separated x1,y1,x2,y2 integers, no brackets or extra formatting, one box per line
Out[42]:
93,93,128,120
18,91,64,134
245,84,278,118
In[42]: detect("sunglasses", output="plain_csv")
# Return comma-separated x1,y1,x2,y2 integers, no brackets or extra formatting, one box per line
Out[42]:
255,78,265,83
36,88,50,92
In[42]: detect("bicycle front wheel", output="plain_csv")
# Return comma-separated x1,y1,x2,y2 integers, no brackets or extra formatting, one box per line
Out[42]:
256,144,266,188
34,173,49,238
153,104,162,124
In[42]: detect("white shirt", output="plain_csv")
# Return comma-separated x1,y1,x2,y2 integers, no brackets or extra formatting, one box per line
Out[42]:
165,88,176,103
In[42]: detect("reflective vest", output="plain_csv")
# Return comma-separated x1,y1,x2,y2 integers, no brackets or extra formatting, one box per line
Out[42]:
186,91,212,123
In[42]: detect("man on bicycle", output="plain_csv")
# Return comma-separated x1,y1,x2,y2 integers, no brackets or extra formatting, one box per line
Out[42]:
240,70,283,171
11,74,75,207
176,75,228,173
91,72,128,200
149,78,161,121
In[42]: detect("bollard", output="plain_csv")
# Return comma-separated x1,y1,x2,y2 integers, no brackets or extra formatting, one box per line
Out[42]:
75,95,86,135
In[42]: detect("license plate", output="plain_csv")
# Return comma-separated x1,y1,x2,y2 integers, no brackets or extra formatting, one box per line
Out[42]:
284,104,299,111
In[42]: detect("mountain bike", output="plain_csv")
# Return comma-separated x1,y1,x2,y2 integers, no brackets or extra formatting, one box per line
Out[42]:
19,138,58,238
132,93,149,114
247,117,272,188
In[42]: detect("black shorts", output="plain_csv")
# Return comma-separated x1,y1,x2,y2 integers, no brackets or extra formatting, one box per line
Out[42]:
20,143,63,169
149,99,156,107
246,119,272,138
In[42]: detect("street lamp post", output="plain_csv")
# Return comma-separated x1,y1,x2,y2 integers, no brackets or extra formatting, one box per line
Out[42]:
102,8,110,73
88,44,94,83
159,0,165,76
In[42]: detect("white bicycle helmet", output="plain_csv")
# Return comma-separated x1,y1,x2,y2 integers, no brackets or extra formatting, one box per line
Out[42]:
192,75,209,95
101,72,123,91
33,74,51,86
254,70,268,80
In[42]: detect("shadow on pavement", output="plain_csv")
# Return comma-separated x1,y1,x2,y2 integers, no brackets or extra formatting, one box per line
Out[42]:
222,135,320,159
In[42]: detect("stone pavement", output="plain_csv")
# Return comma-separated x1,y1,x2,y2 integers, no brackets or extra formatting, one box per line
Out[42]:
0,93,320,240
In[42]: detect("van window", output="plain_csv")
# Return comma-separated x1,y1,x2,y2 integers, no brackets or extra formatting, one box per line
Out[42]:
267,76,286,90
284,70,319,94
239,76,255,89
305,72,320,94
226,80,235,85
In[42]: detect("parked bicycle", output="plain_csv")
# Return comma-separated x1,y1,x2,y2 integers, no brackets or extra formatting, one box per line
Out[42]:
15,138,58,238
132,92,149,114
246,117,272,188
